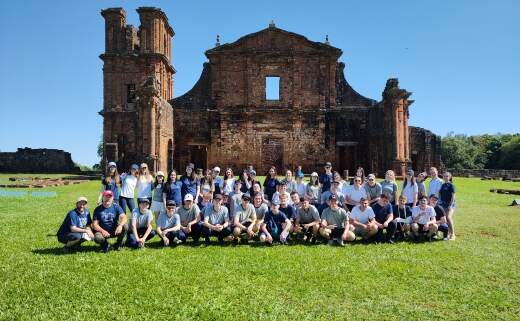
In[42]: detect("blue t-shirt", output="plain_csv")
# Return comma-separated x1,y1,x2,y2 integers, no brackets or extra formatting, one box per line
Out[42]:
440,182,456,205
319,173,333,192
264,178,280,201
93,203,125,232
101,176,120,200
264,210,288,234
165,181,182,205
180,175,199,200
279,204,296,221
57,209,92,239
214,177,224,195
371,202,393,224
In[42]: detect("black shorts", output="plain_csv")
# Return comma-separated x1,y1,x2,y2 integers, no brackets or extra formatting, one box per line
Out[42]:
330,227,345,238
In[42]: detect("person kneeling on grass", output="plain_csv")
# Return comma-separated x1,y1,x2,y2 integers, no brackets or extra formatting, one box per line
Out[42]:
294,196,321,243
233,194,257,243
252,192,268,235
429,194,449,240
349,198,378,242
392,195,412,240
127,198,156,249
371,194,397,243
92,190,127,252
411,196,438,242
57,196,95,252
261,200,292,245
156,200,182,247
202,194,234,244
319,194,354,246
177,194,202,245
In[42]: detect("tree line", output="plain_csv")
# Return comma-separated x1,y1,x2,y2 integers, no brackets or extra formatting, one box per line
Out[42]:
441,133,520,170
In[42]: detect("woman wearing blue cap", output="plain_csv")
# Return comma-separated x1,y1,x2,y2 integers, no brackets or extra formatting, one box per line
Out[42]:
97,161,121,205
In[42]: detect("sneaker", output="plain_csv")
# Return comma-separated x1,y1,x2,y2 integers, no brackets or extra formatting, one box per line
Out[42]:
114,244,122,251
101,242,111,253
173,237,182,245
337,239,345,247
386,238,395,244
443,237,449,241
328,240,335,246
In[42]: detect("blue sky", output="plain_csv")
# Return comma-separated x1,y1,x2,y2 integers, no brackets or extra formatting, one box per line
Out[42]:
0,0,518,166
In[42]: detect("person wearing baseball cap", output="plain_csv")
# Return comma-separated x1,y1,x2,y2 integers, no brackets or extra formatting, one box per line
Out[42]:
151,171,166,221
156,200,182,247
319,162,334,193
202,194,234,244
57,196,94,252
294,196,321,243
211,166,224,195
307,172,321,207
232,193,257,243
119,164,139,214
127,198,156,249
261,198,292,245
320,194,354,246
364,174,382,206
180,165,201,206
92,189,127,252
176,193,202,244
98,161,121,205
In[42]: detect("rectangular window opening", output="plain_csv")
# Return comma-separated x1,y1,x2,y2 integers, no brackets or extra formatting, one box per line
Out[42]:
265,76,280,100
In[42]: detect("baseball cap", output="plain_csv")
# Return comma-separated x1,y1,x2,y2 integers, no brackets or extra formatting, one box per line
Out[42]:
329,194,338,201
279,181,287,186
407,169,415,176
429,194,439,200
76,196,88,203
368,174,376,180
324,162,332,167
184,194,194,202
311,172,318,177
213,194,223,200
138,198,150,204
108,161,117,168
102,190,113,197
250,170,257,176
156,171,165,177
242,194,251,201
166,200,177,207
130,164,139,170
271,199,280,206
213,166,221,172
140,163,148,169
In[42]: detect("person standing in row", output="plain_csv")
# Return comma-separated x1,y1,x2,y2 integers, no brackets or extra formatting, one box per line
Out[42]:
402,169,418,207
380,170,398,206
136,163,153,203
119,164,138,213
163,170,182,208
319,162,334,193
364,174,382,206
306,172,321,208
98,161,120,205
428,167,444,197
151,171,165,221
180,165,200,203
222,168,236,196
264,166,280,202
439,172,456,240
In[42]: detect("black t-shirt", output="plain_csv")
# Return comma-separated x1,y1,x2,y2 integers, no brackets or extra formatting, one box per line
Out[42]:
433,205,446,221
392,205,412,219
371,202,393,224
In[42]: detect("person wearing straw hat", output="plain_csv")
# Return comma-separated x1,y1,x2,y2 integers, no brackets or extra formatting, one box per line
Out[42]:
57,196,94,252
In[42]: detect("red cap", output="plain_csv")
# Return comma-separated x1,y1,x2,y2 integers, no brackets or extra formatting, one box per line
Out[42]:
102,190,114,197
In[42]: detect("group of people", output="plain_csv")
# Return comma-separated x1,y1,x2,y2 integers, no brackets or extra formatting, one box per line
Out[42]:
57,161,456,252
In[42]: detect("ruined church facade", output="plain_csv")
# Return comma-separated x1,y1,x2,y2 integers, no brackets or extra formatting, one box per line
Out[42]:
100,7,441,176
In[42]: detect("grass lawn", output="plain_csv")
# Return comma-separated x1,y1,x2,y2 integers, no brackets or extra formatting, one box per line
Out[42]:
0,174,519,320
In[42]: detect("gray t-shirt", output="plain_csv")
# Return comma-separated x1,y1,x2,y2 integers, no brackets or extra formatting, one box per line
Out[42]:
364,182,382,200
321,191,345,205
177,204,200,226
234,203,256,224
381,180,398,202
204,205,229,225
229,191,243,217
321,207,349,228
254,203,269,220
131,208,153,229
296,205,320,224
156,212,180,230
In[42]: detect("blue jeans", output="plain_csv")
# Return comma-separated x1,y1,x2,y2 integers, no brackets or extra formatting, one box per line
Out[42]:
177,222,202,242
119,197,135,213
127,227,156,248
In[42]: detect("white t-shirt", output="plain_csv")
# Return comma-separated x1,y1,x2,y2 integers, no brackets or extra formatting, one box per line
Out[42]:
223,178,236,195
411,205,436,225
120,173,137,198
428,177,444,197
350,205,375,224
346,185,368,203
136,176,153,198
402,182,418,204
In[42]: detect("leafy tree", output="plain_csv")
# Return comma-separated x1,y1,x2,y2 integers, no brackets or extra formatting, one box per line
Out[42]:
499,136,520,169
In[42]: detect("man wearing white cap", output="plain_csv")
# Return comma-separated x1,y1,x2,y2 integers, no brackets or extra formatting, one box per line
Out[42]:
177,194,202,244
211,166,224,195
57,196,94,252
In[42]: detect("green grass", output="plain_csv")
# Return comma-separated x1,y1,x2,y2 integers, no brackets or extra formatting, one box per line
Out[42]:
0,175,519,320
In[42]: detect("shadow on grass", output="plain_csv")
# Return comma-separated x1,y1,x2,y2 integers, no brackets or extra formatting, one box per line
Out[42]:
32,246,101,256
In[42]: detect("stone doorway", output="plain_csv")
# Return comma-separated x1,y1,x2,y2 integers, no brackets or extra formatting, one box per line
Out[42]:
262,137,283,172
189,145,207,170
